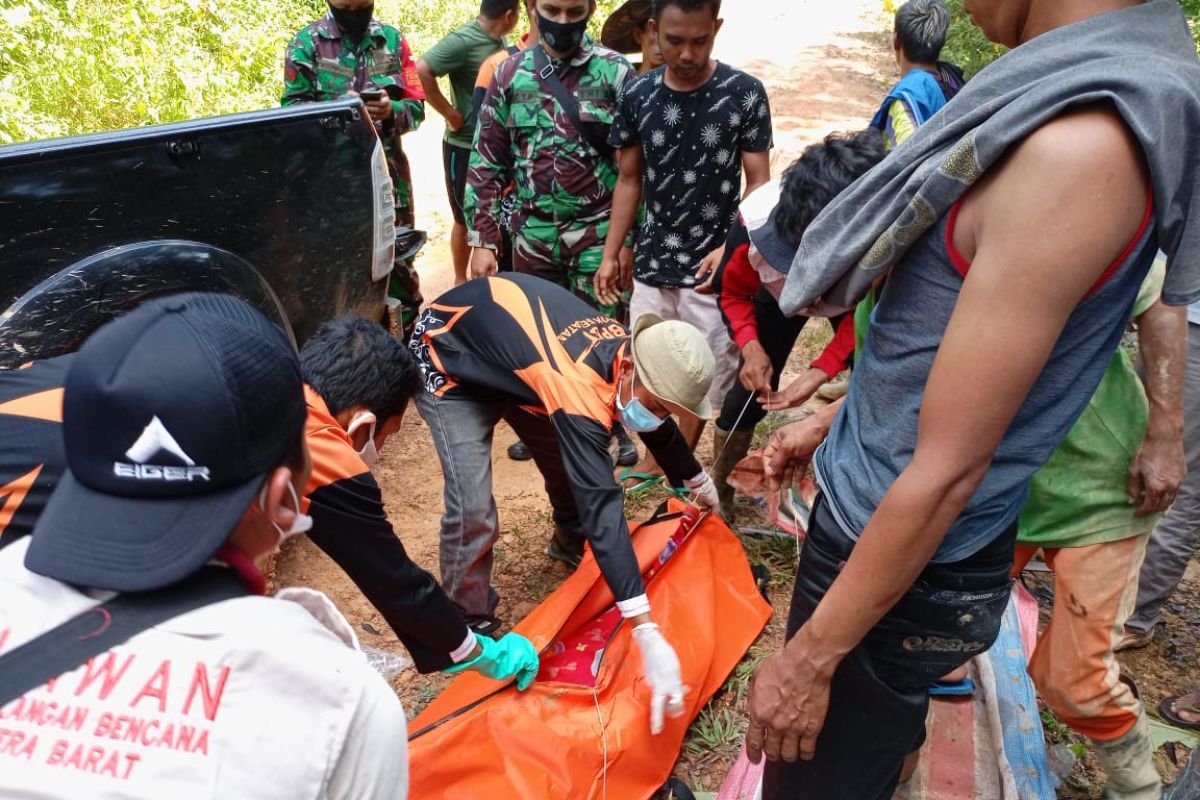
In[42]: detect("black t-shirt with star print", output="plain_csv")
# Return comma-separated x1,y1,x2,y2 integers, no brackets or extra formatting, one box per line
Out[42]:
609,62,773,288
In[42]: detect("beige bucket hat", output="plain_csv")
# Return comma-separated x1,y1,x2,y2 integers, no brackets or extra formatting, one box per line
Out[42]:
629,313,715,420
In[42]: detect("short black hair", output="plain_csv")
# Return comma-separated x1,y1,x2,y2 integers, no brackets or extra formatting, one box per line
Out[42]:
895,0,950,64
300,315,421,424
775,130,886,248
481,0,520,18
653,0,721,21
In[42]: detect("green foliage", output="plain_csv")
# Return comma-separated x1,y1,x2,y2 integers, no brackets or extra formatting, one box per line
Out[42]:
883,0,1200,80
0,0,625,145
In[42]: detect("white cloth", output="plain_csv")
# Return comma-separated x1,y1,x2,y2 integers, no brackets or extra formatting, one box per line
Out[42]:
0,538,408,800
629,280,739,414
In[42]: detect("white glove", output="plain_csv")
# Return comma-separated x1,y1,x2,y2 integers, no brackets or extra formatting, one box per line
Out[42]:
632,622,685,734
684,471,720,511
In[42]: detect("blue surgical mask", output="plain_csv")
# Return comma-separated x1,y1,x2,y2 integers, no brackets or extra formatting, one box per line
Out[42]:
617,373,665,433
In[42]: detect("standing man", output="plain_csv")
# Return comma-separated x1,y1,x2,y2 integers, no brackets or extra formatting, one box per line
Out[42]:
599,0,772,478
411,273,721,732
283,0,426,337
745,1,1200,798
872,0,964,151
417,0,521,286
0,294,408,798
466,0,638,465
1123,299,1200,650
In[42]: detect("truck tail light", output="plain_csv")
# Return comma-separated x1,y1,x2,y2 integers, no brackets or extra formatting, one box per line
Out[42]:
370,138,396,282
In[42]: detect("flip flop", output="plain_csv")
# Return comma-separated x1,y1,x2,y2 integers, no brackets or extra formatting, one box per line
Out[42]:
620,469,663,493
929,677,975,698
1159,695,1200,731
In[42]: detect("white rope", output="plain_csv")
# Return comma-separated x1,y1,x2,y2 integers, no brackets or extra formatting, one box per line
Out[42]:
591,684,608,800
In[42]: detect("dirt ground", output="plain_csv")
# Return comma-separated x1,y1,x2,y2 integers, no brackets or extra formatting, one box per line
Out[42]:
274,1,1200,796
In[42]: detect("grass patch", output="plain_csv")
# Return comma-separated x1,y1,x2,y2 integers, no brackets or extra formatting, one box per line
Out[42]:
684,706,746,759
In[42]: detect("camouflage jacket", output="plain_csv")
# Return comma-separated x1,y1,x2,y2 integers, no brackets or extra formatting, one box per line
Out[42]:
283,13,425,218
465,37,633,251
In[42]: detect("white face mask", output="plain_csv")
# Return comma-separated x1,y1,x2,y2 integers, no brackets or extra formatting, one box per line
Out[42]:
258,482,314,547
346,411,380,467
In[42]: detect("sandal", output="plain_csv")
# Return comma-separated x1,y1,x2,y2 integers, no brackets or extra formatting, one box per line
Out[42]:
620,469,663,493
1159,694,1200,731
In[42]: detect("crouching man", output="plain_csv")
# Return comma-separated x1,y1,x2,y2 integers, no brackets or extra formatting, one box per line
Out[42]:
411,272,721,733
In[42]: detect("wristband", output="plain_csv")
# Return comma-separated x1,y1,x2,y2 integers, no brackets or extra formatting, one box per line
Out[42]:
448,630,479,663
616,593,651,619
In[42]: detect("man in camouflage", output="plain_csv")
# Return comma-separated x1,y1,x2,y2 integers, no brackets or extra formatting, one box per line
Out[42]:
283,0,426,336
465,0,634,316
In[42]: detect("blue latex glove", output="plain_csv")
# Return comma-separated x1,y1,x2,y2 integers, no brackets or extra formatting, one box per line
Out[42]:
442,632,540,691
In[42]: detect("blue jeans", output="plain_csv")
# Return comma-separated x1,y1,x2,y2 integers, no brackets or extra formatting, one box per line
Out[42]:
416,389,583,618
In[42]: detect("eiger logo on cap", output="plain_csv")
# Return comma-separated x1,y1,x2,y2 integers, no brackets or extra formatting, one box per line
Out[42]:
113,416,211,482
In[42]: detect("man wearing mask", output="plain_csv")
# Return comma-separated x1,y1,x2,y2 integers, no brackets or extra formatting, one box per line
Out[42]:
466,0,639,465
283,1,427,338
411,273,722,733
0,312,539,688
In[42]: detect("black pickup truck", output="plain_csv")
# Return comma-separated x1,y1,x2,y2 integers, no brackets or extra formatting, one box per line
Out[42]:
0,98,403,367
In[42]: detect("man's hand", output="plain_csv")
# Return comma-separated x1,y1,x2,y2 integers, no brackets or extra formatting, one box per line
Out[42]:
445,107,466,132
631,622,686,734
763,411,836,492
694,244,727,295
595,252,623,307
746,626,836,763
469,247,499,279
739,340,773,393
760,368,829,412
363,96,394,123
618,246,635,292
1128,431,1186,515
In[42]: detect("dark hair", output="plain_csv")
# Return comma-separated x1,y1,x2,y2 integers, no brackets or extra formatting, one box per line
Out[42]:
300,315,421,423
653,0,721,21
895,0,949,64
774,130,886,248
481,0,520,18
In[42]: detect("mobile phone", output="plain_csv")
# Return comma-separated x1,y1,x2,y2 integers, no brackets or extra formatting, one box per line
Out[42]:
359,89,384,102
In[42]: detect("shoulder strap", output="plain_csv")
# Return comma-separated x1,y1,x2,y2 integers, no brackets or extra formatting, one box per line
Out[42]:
0,566,247,707
531,45,614,158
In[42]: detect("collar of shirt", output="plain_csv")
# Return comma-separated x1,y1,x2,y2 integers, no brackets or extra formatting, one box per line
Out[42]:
304,384,354,450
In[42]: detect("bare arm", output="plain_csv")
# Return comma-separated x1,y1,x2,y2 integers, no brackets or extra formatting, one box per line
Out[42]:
742,150,771,198
416,60,463,131
596,145,645,306
1128,298,1188,513
747,106,1153,764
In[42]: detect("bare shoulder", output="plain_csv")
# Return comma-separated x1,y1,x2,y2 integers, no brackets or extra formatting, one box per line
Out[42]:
962,103,1150,275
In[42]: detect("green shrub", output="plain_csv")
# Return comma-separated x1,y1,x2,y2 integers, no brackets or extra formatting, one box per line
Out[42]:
883,0,1200,80
0,0,625,145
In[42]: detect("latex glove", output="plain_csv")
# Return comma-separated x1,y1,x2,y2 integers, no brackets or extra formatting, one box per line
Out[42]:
442,632,540,691
684,471,720,511
632,622,685,734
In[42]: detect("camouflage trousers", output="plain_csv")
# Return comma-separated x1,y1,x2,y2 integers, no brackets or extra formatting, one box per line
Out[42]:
513,225,628,323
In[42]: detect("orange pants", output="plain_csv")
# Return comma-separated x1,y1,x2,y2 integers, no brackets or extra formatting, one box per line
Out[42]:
1013,535,1150,741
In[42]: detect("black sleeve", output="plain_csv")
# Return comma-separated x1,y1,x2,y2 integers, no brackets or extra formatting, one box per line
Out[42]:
639,418,703,488
549,411,646,603
306,472,470,673
714,218,753,338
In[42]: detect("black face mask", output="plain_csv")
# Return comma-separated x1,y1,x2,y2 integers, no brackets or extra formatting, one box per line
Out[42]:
329,2,373,38
536,9,589,55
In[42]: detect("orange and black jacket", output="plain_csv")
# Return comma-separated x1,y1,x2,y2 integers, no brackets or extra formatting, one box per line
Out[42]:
0,356,469,674
412,273,702,604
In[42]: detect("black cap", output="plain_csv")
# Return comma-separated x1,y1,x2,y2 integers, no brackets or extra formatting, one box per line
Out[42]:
25,292,306,592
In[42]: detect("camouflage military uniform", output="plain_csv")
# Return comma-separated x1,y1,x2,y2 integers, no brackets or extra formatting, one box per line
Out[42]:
466,37,633,318
283,12,426,334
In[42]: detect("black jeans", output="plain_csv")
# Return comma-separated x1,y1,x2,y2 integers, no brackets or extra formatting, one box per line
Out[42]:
763,494,1015,800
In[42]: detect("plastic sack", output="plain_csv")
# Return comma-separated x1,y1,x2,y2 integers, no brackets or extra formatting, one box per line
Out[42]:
407,502,773,799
